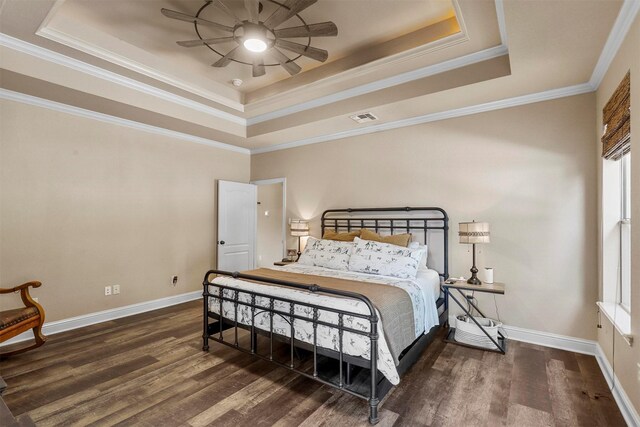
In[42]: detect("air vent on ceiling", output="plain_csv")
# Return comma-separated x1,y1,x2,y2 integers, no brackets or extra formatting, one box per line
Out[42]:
349,112,378,124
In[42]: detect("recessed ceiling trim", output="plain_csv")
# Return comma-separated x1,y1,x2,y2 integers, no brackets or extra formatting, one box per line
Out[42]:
0,33,248,126
246,15,469,109
250,82,594,155
36,25,246,112
494,0,508,46
588,0,640,89
246,44,509,125
0,88,251,154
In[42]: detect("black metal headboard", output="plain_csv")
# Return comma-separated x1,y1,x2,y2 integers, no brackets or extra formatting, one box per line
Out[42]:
321,207,449,279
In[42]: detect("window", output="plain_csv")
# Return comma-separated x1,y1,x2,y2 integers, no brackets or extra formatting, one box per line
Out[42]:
619,153,631,312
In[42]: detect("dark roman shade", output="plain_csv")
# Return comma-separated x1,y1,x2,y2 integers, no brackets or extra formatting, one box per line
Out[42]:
602,71,631,160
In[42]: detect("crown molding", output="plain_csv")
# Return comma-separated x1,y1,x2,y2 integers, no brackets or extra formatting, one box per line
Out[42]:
0,33,248,125
589,0,640,90
245,25,470,114
36,25,246,112
0,88,251,154
250,82,593,154
247,44,509,125
495,0,508,46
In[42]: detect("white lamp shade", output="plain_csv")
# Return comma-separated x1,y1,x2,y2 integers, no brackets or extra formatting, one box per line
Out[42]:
290,219,309,237
458,221,490,244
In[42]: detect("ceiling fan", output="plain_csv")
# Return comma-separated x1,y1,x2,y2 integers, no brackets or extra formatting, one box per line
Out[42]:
161,0,338,77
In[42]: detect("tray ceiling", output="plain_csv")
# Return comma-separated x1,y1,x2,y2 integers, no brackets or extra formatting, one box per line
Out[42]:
0,0,627,152
43,0,458,94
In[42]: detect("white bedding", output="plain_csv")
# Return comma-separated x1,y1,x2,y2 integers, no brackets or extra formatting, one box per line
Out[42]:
209,264,440,385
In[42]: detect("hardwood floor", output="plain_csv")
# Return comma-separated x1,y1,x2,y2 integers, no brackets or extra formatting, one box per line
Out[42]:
0,301,625,426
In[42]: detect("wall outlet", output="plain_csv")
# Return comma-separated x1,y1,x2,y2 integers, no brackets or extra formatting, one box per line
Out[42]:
171,275,178,286
104,286,112,296
33,297,39,303
113,285,120,295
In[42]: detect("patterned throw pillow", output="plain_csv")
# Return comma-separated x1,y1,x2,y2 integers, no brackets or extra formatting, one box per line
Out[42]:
348,237,425,279
298,237,354,271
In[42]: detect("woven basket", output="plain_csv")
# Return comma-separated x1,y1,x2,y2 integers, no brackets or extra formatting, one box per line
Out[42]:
454,315,502,350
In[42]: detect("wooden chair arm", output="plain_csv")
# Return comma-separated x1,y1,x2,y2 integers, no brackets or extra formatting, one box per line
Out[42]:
0,281,42,294
0,281,44,324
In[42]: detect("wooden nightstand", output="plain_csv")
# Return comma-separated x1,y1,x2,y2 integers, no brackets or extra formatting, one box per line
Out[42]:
273,261,295,266
442,281,506,354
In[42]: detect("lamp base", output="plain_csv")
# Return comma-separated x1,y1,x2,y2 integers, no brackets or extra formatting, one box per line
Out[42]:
467,276,482,285
467,264,482,285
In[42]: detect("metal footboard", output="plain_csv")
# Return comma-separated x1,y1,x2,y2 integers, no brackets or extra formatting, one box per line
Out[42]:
202,269,381,424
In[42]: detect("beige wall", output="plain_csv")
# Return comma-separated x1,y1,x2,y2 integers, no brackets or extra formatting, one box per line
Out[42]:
0,99,249,322
596,14,640,415
256,182,284,267
253,93,598,340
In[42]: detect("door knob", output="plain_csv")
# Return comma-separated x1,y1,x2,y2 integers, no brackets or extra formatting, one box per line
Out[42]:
219,240,225,245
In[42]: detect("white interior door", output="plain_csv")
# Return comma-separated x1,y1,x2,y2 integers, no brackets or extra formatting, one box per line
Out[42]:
217,180,257,271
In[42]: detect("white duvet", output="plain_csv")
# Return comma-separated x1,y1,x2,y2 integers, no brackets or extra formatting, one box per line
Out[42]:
209,264,440,384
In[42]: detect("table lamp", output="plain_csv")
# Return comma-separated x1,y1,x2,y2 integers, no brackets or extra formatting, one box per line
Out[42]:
458,221,490,285
290,219,309,260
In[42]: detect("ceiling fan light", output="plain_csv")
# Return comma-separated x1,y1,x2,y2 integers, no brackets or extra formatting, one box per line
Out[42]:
243,38,267,53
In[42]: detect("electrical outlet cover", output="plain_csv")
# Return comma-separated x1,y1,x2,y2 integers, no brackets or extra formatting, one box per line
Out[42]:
113,285,120,295
105,286,112,296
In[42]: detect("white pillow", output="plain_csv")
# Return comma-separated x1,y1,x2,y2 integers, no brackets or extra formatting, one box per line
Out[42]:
298,237,353,271
408,241,429,271
348,237,426,279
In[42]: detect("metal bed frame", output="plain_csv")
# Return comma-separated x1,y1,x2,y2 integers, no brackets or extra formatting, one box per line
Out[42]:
203,207,449,424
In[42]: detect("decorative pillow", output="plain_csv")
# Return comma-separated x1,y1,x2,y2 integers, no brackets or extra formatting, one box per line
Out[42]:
360,229,411,247
298,237,353,271
323,229,362,242
348,237,426,279
408,241,429,271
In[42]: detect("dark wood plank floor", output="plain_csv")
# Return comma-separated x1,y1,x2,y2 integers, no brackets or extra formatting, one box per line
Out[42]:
0,301,625,426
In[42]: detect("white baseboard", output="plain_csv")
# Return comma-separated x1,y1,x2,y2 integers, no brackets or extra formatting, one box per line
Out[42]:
0,290,201,347
447,315,597,355
595,344,640,427
501,324,598,355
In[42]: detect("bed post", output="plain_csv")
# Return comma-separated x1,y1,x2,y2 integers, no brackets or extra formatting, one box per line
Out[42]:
369,313,379,425
202,272,210,352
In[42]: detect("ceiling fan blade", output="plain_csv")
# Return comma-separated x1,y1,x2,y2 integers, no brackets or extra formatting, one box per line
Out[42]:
244,0,260,23
264,0,317,29
212,47,241,67
274,22,338,38
275,39,328,62
269,48,302,75
161,8,233,33
252,57,266,77
211,0,243,24
177,37,235,47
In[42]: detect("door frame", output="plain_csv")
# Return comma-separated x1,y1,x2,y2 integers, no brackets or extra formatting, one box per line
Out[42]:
251,177,287,261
